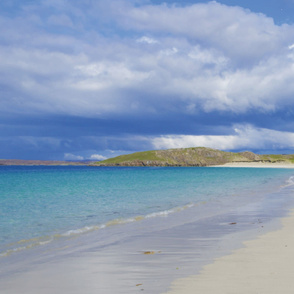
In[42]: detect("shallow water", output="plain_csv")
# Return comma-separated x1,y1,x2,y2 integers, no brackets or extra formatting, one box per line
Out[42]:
1,166,294,293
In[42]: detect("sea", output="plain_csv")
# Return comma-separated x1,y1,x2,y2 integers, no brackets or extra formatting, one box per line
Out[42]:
1,166,294,293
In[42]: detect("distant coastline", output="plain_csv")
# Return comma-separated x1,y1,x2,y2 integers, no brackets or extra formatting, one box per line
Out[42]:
0,159,92,166
2,147,294,167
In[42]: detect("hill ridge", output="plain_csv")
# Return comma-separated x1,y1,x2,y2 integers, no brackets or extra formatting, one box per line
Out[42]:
94,147,294,167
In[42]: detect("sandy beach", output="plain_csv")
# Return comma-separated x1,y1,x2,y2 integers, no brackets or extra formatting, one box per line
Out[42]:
164,206,294,294
164,162,294,294
216,162,294,168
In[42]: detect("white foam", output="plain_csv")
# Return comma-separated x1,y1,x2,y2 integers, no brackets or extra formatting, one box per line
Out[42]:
145,203,195,219
281,176,294,188
0,202,198,258
61,225,100,237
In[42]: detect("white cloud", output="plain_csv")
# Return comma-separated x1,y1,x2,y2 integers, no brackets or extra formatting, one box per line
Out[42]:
89,154,107,160
64,153,84,160
160,47,178,56
152,125,294,151
73,62,150,90
118,2,294,62
188,46,228,67
1,1,294,123
136,36,158,44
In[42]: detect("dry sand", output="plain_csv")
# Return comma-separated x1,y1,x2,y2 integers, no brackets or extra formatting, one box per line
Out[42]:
215,162,294,168
164,209,294,294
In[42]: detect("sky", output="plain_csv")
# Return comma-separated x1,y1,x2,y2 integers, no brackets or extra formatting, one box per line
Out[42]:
1,0,294,160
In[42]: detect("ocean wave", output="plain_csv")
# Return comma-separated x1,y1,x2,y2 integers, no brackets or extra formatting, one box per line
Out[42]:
0,202,198,258
3,173,292,259
145,203,196,218
0,237,53,257
281,175,294,188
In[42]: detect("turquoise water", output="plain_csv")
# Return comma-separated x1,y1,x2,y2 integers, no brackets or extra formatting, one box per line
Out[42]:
0,166,293,257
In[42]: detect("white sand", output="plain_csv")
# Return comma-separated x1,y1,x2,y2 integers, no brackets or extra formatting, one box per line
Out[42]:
164,210,294,294
215,162,294,168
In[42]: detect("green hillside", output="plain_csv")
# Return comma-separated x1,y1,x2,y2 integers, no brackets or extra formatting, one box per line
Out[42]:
260,154,294,163
92,147,288,167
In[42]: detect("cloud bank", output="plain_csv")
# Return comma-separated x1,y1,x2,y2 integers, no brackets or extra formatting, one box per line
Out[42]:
152,125,294,151
1,0,294,159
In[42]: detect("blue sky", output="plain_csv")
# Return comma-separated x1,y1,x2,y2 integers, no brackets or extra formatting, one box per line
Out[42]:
1,0,294,160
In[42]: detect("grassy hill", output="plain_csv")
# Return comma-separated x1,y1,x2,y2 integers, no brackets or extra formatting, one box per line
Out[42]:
2,148,293,167
93,147,292,167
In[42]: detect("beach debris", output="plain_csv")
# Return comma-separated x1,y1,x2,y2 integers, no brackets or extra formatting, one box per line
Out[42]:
142,250,161,255
136,284,143,287
229,222,237,225
143,251,155,255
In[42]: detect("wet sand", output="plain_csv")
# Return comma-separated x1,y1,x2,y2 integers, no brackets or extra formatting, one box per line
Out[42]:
164,209,294,294
2,190,291,294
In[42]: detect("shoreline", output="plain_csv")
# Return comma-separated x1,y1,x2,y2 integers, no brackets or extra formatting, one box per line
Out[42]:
1,168,294,293
214,162,294,168
164,208,294,294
